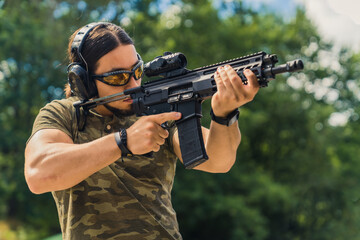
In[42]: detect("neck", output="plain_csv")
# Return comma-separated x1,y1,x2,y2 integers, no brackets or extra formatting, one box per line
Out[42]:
94,105,113,116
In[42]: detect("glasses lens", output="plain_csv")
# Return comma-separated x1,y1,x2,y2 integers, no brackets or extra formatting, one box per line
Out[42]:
102,73,130,85
94,60,143,86
134,62,144,79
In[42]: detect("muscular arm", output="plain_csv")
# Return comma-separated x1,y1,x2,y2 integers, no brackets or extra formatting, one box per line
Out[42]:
24,112,181,194
24,129,121,194
173,122,240,173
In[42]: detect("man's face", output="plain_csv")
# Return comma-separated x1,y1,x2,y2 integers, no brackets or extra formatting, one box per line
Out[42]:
94,44,141,115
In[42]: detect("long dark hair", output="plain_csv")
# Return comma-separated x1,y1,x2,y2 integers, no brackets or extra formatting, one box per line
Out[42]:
65,22,134,98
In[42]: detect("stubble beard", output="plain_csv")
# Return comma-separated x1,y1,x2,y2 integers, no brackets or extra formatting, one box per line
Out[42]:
104,103,135,117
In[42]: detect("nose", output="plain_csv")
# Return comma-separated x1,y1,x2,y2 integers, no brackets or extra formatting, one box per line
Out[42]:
125,75,141,90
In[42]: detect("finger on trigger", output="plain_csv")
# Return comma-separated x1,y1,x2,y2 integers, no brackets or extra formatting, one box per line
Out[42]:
150,112,181,125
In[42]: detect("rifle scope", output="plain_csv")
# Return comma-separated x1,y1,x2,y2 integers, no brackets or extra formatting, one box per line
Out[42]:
144,52,187,77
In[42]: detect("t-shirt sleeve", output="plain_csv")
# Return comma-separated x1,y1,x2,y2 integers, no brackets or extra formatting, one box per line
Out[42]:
29,99,75,142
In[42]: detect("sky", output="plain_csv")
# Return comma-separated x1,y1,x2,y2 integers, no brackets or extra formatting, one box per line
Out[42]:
299,0,360,52
243,0,360,52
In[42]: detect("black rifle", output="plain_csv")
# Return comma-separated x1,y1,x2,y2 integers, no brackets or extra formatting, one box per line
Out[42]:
74,51,304,169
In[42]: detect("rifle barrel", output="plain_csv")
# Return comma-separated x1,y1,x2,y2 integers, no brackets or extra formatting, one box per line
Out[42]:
271,59,304,75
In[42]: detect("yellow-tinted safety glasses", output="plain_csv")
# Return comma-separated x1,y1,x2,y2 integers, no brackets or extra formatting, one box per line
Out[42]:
92,55,144,86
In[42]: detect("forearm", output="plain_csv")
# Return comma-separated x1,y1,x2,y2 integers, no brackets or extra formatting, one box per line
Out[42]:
207,121,241,156
25,131,120,194
196,121,241,172
25,112,182,194
195,64,258,173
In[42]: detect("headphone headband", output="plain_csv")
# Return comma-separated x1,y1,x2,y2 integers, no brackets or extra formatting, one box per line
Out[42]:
68,22,110,100
71,22,109,70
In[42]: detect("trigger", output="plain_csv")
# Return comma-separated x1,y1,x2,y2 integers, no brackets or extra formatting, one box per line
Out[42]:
161,121,170,129
161,121,175,129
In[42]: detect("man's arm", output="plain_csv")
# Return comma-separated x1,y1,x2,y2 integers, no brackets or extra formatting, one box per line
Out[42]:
173,123,240,173
173,67,259,173
25,112,181,194
25,129,121,194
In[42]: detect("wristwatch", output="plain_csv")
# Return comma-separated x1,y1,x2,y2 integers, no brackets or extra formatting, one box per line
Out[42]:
114,128,133,157
210,108,240,126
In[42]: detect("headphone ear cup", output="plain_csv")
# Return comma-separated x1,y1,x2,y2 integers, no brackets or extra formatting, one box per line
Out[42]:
68,64,97,99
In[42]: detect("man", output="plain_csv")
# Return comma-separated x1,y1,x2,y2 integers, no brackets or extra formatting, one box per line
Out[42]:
24,22,259,239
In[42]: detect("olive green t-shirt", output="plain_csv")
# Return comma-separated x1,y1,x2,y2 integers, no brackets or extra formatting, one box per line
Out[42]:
30,97,182,240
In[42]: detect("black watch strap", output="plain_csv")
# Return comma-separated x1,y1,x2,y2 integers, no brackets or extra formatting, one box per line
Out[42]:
115,128,133,157
210,108,239,126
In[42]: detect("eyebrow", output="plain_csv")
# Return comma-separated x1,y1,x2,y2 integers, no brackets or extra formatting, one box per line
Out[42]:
107,60,140,72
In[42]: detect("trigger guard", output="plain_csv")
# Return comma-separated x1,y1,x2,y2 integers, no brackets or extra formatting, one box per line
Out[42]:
161,121,175,130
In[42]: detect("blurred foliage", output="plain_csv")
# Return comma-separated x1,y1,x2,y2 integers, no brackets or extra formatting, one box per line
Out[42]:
0,0,360,239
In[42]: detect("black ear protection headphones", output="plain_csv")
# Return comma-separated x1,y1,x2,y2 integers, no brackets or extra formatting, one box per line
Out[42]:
67,22,109,100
